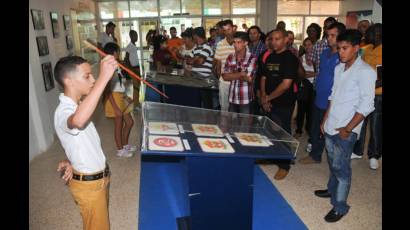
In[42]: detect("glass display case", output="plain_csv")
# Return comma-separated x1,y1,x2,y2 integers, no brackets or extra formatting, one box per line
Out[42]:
140,101,299,159
144,70,219,90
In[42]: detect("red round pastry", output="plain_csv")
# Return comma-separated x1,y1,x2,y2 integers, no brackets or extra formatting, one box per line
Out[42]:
154,137,177,147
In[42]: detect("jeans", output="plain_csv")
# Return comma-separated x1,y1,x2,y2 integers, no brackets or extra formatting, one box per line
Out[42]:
353,95,382,159
296,79,314,134
352,117,368,156
325,132,357,215
368,95,382,159
309,105,326,162
228,103,251,114
268,104,295,171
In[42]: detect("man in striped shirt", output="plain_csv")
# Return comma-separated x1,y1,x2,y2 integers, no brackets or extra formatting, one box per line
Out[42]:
190,27,214,108
214,20,236,111
222,32,256,114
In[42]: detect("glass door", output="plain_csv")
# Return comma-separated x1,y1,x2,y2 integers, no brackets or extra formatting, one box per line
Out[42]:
137,19,158,73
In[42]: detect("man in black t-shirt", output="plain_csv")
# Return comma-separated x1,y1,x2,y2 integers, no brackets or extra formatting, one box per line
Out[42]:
260,28,298,180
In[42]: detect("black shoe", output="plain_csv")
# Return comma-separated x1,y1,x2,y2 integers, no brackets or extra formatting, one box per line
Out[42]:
324,209,345,222
314,189,331,198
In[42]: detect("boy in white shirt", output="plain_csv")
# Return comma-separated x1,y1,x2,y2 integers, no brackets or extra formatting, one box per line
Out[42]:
315,29,376,223
124,30,141,108
54,55,118,230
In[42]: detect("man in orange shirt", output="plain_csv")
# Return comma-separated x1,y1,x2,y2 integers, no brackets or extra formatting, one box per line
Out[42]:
167,27,185,62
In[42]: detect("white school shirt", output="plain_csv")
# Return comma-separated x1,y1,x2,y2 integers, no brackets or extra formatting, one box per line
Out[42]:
125,42,140,67
302,54,315,84
54,94,106,174
214,38,235,84
324,57,376,138
98,32,114,48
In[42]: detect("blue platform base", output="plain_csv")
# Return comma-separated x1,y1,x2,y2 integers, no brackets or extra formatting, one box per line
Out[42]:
138,159,307,230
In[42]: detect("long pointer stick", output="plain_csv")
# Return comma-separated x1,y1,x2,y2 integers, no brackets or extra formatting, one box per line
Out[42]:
83,40,169,99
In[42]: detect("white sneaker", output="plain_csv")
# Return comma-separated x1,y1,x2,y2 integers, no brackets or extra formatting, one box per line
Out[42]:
369,158,379,170
351,153,363,159
305,143,312,153
123,144,137,152
116,148,132,158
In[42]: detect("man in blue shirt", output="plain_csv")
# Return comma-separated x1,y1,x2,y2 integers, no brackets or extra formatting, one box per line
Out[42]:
315,29,376,222
299,22,346,164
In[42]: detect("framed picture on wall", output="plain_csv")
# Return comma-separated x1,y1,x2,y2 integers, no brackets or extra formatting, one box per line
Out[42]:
31,9,45,30
41,62,55,91
63,15,71,30
50,12,60,38
36,36,49,56
66,35,73,50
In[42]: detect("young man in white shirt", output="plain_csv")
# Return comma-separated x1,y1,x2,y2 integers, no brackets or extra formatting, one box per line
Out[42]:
214,20,236,111
54,55,118,230
125,30,141,108
98,21,117,50
315,29,376,223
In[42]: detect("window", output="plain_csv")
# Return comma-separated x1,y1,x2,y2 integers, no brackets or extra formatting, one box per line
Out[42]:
232,17,255,31
310,1,339,15
117,1,129,18
99,2,115,19
277,0,341,46
204,18,223,37
231,0,256,15
204,0,230,15
160,0,181,16
98,1,129,19
277,0,310,15
182,0,202,15
276,16,304,45
130,0,158,17
160,18,202,36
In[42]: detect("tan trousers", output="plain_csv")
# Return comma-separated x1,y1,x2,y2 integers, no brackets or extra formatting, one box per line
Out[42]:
69,173,110,230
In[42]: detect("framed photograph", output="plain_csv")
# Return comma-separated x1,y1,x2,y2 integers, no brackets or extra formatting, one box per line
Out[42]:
50,12,60,38
36,36,49,56
66,35,73,50
63,15,71,30
41,62,55,91
31,9,45,30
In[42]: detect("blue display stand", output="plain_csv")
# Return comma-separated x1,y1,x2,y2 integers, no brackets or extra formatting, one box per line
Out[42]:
138,102,302,230
138,158,308,230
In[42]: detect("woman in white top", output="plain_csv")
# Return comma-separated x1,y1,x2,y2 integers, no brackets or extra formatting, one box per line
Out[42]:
294,37,317,138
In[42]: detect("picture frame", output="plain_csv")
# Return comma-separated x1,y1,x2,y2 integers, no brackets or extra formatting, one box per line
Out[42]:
50,12,60,38
36,36,49,56
41,62,55,91
31,9,45,30
63,15,71,30
66,35,73,50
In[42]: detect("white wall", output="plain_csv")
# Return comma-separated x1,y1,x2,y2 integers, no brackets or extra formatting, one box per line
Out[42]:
372,0,382,23
29,0,96,162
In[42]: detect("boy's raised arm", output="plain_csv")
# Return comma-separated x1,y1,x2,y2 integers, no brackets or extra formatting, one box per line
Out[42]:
69,55,118,129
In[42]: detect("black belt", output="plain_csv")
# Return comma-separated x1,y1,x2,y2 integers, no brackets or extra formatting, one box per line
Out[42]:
73,165,110,181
